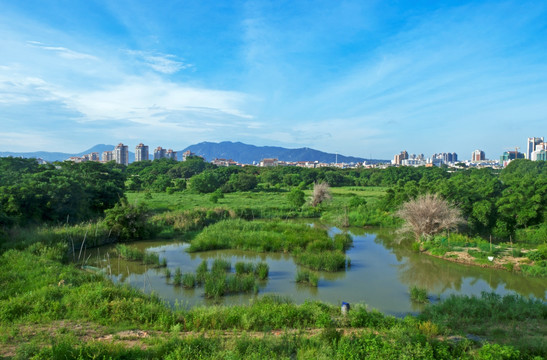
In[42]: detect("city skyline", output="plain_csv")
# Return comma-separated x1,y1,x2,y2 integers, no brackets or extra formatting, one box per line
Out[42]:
1,1,546,159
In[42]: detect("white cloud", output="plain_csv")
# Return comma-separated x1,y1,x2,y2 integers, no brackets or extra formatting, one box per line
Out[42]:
27,41,98,60
126,50,193,74
58,76,252,125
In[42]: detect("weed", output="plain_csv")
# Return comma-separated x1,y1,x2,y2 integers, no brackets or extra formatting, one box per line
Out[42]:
410,286,429,303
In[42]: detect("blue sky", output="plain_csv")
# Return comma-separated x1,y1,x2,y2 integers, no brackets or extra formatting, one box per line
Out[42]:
0,0,546,160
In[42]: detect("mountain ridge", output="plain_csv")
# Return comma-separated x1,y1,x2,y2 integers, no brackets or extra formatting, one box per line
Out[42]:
1,141,386,164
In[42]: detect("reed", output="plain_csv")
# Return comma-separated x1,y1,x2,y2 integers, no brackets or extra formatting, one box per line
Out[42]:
410,286,429,303
295,270,319,287
173,267,183,286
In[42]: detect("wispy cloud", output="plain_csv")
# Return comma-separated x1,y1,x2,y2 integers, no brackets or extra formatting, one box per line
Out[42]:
127,50,193,74
27,41,98,60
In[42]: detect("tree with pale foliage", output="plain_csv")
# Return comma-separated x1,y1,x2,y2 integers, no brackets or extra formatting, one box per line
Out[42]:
310,182,332,207
396,194,464,242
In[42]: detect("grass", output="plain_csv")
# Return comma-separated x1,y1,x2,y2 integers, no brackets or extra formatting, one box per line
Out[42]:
1,247,545,359
128,190,321,220
188,219,350,272
175,259,269,299
235,261,269,280
295,270,319,287
420,292,547,357
115,244,163,267
409,286,429,303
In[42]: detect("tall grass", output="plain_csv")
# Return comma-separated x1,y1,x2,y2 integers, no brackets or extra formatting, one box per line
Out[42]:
255,262,269,280
115,244,163,267
409,286,429,303
189,219,350,271
295,270,319,287
234,262,269,280
211,258,231,273
295,250,348,272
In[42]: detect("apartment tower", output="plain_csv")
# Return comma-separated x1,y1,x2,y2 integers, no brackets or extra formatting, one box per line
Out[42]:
114,143,129,166
135,143,149,162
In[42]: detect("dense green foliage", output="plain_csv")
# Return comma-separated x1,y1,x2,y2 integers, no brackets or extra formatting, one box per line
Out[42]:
104,199,157,241
188,219,351,271
380,160,547,241
0,158,125,225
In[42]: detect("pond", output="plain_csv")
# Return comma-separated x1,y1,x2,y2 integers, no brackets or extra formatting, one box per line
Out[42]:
89,224,546,316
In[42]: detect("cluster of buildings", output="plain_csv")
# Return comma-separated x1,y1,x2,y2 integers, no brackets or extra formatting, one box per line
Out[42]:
391,136,546,168
391,151,459,167
499,137,546,166
67,136,546,169
391,137,547,167
68,143,198,166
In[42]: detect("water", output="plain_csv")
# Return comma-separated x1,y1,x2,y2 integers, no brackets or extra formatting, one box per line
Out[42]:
90,225,546,315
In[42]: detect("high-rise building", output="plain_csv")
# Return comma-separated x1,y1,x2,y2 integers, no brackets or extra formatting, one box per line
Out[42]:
114,143,129,166
392,150,408,165
102,151,114,162
500,151,525,165
154,146,167,160
527,137,544,159
182,150,194,161
135,143,149,162
166,149,177,161
472,150,486,162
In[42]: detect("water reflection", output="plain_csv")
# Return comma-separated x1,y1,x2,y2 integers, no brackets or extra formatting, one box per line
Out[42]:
88,225,546,315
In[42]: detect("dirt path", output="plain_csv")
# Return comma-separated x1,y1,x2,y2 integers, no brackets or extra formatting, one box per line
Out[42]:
0,320,366,358
424,247,532,271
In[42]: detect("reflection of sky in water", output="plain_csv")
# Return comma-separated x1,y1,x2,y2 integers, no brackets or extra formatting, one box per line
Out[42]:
91,227,546,315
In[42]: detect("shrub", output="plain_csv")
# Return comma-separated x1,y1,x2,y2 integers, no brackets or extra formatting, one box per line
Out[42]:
310,182,332,207
104,200,156,241
396,194,464,242
410,286,429,303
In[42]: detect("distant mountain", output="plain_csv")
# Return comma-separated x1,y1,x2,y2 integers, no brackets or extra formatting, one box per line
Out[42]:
179,141,384,164
1,141,386,164
75,144,114,156
0,144,136,163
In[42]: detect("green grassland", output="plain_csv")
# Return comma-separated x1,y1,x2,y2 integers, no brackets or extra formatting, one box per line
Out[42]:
127,186,388,215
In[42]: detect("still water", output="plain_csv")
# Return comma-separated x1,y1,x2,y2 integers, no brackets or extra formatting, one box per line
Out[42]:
90,225,546,315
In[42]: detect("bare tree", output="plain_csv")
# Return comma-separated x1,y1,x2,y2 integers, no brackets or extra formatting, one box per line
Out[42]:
310,182,332,207
396,193,464,242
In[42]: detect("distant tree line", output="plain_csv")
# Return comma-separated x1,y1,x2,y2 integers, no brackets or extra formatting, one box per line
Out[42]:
0,156,545,242
0,158,125,225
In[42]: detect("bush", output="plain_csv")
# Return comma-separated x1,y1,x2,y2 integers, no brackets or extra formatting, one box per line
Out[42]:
410,286,429,303
104,200,156,241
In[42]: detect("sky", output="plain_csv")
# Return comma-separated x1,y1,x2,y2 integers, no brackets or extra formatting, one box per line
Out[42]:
0,0,546,160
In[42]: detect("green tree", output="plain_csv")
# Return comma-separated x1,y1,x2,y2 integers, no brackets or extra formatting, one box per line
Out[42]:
104,200,154,241
189,170,222,193
287,189,305,209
